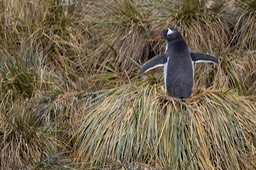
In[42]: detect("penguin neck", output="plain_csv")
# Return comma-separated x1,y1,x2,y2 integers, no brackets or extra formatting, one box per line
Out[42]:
166,39,187,52
168,38,186,46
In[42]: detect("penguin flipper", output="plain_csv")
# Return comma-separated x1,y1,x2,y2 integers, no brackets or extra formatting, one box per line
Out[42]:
191,52,218,64
140,55,167,74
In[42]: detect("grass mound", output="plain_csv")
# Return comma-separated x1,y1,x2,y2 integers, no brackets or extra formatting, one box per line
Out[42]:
73,84,256,169
231,0,256,50
150,0,230,52
0,95,60,169
0,0,255,169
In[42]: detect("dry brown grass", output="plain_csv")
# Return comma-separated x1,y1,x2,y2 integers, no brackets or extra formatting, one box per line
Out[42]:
0,0,255,169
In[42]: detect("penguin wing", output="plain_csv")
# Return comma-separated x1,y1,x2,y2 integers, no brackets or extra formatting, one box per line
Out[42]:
140,55,167,74
191,53,218,64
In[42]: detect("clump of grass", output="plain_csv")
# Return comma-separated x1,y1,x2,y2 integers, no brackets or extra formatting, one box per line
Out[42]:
150,0,230,52
73,83,256,169
0,95,60,169
0,86,103,169
0,42,70,101
231,0,256,50
87,0,153,75
213,51,256,96
0,53,37,99
0,0,96,95
193,62,218,90
0,0,255,169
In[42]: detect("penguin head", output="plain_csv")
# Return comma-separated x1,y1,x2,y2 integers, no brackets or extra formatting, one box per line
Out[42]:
156,28,182,41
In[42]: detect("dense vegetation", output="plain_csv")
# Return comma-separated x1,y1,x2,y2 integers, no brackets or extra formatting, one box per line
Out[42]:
0,0,255,169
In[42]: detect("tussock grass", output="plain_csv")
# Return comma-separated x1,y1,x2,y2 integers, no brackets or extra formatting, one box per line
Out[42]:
0,0,255,169
231,0,256,50
73,84,256,169
0,94,60,169
85,0,153,75
150,0,230,52
215,51,256,96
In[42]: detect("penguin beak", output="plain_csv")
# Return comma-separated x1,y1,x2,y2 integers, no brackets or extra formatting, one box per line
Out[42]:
155,36,163,40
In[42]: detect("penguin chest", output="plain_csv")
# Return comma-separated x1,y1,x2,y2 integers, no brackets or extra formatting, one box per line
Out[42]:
165,56,193,99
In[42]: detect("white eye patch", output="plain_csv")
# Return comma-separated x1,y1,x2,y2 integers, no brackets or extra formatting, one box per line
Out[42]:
167,28,174,35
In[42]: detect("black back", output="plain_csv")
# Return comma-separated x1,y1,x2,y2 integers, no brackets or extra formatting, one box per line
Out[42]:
163,29,193,99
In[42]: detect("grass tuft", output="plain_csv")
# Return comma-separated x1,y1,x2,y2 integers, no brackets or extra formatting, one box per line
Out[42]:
0,0,255,169
73,83,256,169
215,51,256,96
150,0,230,52
231,0,256,50
0,96,60,169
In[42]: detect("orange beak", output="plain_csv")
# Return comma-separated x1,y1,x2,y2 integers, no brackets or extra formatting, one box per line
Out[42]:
155,36,163,40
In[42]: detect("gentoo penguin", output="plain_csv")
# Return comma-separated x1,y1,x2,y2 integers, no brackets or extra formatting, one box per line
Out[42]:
140,28,218,100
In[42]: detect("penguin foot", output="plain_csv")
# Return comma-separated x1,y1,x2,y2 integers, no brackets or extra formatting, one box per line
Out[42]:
179,97,186,102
